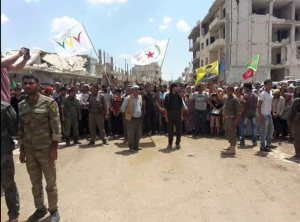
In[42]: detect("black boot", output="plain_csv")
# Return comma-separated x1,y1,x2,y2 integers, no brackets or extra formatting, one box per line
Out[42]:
88,140,95,145
49,210,61,222
27,208,48,222
74,137,82,145
66,138,71,146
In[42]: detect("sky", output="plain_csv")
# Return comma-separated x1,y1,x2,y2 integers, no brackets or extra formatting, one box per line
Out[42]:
1,0,214,81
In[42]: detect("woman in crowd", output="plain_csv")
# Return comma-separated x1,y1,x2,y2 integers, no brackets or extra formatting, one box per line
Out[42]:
183,86,194,134
272,89,285,139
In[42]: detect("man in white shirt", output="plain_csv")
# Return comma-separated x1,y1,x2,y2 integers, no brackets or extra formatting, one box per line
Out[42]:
258,79,277,152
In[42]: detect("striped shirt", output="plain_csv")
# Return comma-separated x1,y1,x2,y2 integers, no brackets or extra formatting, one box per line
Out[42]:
112,96,122,112
1,67,11,102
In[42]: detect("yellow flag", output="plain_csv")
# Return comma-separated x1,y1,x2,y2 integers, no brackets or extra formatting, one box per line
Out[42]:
195,60,219,86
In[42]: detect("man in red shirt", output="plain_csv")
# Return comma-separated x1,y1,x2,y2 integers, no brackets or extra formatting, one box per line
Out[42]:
1,48,30,102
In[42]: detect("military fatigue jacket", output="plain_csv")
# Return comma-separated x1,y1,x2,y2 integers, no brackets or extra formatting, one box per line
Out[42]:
1,101,18,154
18,94,61,152
287,98,300,124
90,93,109,115
224,96,241,116
62,97,81,118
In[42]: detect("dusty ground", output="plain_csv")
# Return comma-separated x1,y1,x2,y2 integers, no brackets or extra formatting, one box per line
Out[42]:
1,135,300,222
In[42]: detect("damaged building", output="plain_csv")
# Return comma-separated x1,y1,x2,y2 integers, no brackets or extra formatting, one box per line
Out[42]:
188,0,300,82
3,49,128,85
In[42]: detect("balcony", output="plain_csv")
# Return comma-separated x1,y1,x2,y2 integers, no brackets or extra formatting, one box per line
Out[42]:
192,52,201,64
189,37,201,52
209,38,226,52
209,17,225,32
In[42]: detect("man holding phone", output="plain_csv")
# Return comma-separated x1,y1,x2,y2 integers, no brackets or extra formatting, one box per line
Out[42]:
1,47,31,103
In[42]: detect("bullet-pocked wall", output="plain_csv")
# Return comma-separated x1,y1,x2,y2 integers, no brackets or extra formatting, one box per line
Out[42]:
225,0,300,82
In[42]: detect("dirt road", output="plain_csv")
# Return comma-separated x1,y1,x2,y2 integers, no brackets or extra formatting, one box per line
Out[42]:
1,136,300,222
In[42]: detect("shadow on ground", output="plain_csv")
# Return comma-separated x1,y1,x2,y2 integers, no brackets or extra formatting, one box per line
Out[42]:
220,152,237,159
158,148,179,154
115,150,139,156
255,151,269,158
284,156,300,164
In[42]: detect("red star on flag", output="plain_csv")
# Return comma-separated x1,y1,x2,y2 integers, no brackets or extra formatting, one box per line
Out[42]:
146,51,154,58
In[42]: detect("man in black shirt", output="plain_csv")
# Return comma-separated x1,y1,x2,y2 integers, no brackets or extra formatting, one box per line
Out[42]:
165,83,184,149
10,87,26,117
143,84,157,135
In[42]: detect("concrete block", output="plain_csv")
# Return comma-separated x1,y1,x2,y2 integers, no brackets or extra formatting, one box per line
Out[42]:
252,22,269,44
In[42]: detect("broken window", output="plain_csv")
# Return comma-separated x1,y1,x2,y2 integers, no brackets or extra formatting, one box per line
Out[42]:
252,2,269,15
272,27,291,43
206,57,208,65
222,8,226,19
296,13,299,21
211,37,215,44
201,60,204,67
201,43,204,50
206,39,209,46
273,2,293,20
296,28,300,41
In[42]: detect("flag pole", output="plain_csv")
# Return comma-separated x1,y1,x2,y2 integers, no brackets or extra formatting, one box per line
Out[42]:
82,23,99,61
82,23,111,85
254,54,261,83
159,38,170,79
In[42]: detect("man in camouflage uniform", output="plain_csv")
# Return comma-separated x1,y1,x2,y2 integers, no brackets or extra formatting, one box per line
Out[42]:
222,86,241,155
88,85,109,145
18,74,61,222
1,101,19,222
287,98,300,158
61,88,82,146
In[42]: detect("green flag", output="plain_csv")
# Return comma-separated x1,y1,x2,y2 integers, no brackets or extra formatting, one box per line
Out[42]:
11,79,17,89
246,54,260,71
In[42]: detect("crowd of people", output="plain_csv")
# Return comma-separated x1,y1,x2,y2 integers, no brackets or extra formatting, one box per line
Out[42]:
1,48,300,222
15,76,299,156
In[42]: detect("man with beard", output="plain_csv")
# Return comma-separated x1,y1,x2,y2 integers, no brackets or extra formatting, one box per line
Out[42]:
164,83,184,149
18,74,61,222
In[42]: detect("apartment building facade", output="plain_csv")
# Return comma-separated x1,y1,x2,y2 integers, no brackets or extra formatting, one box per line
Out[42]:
189,0,300,83
132,62,161,83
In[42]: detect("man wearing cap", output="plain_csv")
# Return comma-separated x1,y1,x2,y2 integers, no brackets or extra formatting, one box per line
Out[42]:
164,83,184,149
121,85,143,152
44,86,54,98
222,86,241,155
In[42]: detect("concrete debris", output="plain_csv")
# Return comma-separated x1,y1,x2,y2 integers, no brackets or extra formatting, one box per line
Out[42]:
3,49,89,75
41,54,87,74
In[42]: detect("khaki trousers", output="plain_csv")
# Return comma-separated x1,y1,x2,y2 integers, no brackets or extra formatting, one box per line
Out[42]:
89,113,106,141
225,117,237,146
26,148,58,213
